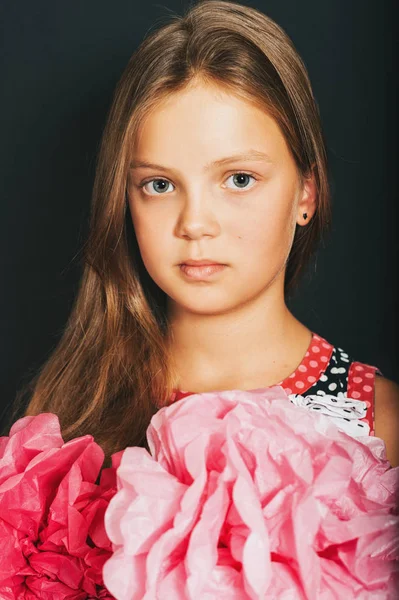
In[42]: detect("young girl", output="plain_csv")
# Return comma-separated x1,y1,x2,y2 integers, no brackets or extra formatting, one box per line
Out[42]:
13,0,399,469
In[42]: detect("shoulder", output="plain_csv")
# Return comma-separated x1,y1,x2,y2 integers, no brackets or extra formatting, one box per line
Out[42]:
374,375,399,467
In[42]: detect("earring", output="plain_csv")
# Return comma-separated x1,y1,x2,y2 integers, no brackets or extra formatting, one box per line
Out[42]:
303,213,308,220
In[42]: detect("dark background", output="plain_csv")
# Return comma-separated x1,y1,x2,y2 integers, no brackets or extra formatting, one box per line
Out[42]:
1,0,398,429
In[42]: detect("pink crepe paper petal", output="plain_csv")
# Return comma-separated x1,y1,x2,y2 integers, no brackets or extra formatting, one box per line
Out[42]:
0,412,117,598
104,386,399,599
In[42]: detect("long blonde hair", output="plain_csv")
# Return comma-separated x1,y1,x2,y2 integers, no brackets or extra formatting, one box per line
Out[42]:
12,0,331,461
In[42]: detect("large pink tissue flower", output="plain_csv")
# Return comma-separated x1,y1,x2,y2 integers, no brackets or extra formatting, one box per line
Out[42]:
103,386,399,600
0,413,119,599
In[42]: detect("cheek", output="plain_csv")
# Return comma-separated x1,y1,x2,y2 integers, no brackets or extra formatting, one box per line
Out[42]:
129,205,167,272
135,225,166,272
230,191,294,266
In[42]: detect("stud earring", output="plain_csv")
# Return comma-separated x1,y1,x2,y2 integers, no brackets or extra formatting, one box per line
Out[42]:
303,213,308,220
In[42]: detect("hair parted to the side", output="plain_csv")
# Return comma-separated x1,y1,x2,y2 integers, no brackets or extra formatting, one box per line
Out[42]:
12,0,331,462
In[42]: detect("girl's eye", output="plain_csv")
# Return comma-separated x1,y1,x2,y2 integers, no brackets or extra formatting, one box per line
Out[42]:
138,172,258,196
138,179,175,195
225,172,257,191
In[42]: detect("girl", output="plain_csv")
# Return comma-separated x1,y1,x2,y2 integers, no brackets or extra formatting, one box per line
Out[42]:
12,0,399,467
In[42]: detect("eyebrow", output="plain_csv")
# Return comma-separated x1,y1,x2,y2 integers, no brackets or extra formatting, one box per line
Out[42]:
129,150,273,171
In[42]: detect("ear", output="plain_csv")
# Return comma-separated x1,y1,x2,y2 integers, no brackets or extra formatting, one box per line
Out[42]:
296,165,317,227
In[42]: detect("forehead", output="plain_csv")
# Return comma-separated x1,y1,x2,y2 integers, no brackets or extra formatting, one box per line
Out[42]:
132,83,290,164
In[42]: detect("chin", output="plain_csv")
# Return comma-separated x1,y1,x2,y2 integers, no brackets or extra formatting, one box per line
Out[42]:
172,290,246,316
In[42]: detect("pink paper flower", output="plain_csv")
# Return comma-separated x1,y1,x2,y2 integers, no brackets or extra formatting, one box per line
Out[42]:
103,386,399,600
0,413,119,599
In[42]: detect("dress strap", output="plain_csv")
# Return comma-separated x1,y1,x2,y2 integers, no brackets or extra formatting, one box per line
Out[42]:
347,361,383,436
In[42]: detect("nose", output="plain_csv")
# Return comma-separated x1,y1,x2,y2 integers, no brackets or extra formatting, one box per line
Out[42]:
175,187,221,240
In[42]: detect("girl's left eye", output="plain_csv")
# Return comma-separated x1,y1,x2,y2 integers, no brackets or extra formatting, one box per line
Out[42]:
137,172,258,195
225,172,257,191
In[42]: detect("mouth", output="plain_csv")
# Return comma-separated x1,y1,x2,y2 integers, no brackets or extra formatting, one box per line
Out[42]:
179,260,225,267
179,263,227,280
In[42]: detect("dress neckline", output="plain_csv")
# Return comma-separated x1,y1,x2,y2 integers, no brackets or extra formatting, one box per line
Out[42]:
171,331,334,403
274,331,334,395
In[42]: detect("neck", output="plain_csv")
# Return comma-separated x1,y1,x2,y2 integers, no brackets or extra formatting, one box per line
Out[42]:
166,282,311,393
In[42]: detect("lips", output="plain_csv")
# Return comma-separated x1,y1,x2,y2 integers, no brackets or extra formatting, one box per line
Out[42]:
179,263,227,280
180,259,224,266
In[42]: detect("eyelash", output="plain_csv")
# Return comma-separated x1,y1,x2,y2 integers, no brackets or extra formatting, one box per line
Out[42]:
137,171,259,195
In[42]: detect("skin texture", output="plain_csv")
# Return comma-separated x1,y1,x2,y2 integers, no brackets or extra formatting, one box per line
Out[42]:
374,376,399,467
127,81,399,466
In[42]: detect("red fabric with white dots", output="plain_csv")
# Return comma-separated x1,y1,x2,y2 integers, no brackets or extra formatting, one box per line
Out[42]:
274,333,334,394
347,362,380,436
170,332,379,435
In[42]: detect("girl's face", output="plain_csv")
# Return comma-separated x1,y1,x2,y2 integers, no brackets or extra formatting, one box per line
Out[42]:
127,82,315,316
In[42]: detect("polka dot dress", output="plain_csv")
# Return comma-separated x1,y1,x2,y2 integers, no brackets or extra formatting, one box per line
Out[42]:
170,332,383,435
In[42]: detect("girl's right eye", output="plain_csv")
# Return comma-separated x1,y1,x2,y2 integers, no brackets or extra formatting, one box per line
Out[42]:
138,179,175,195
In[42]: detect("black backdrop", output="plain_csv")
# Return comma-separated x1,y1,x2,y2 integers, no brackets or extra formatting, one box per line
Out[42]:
1,0,398,429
